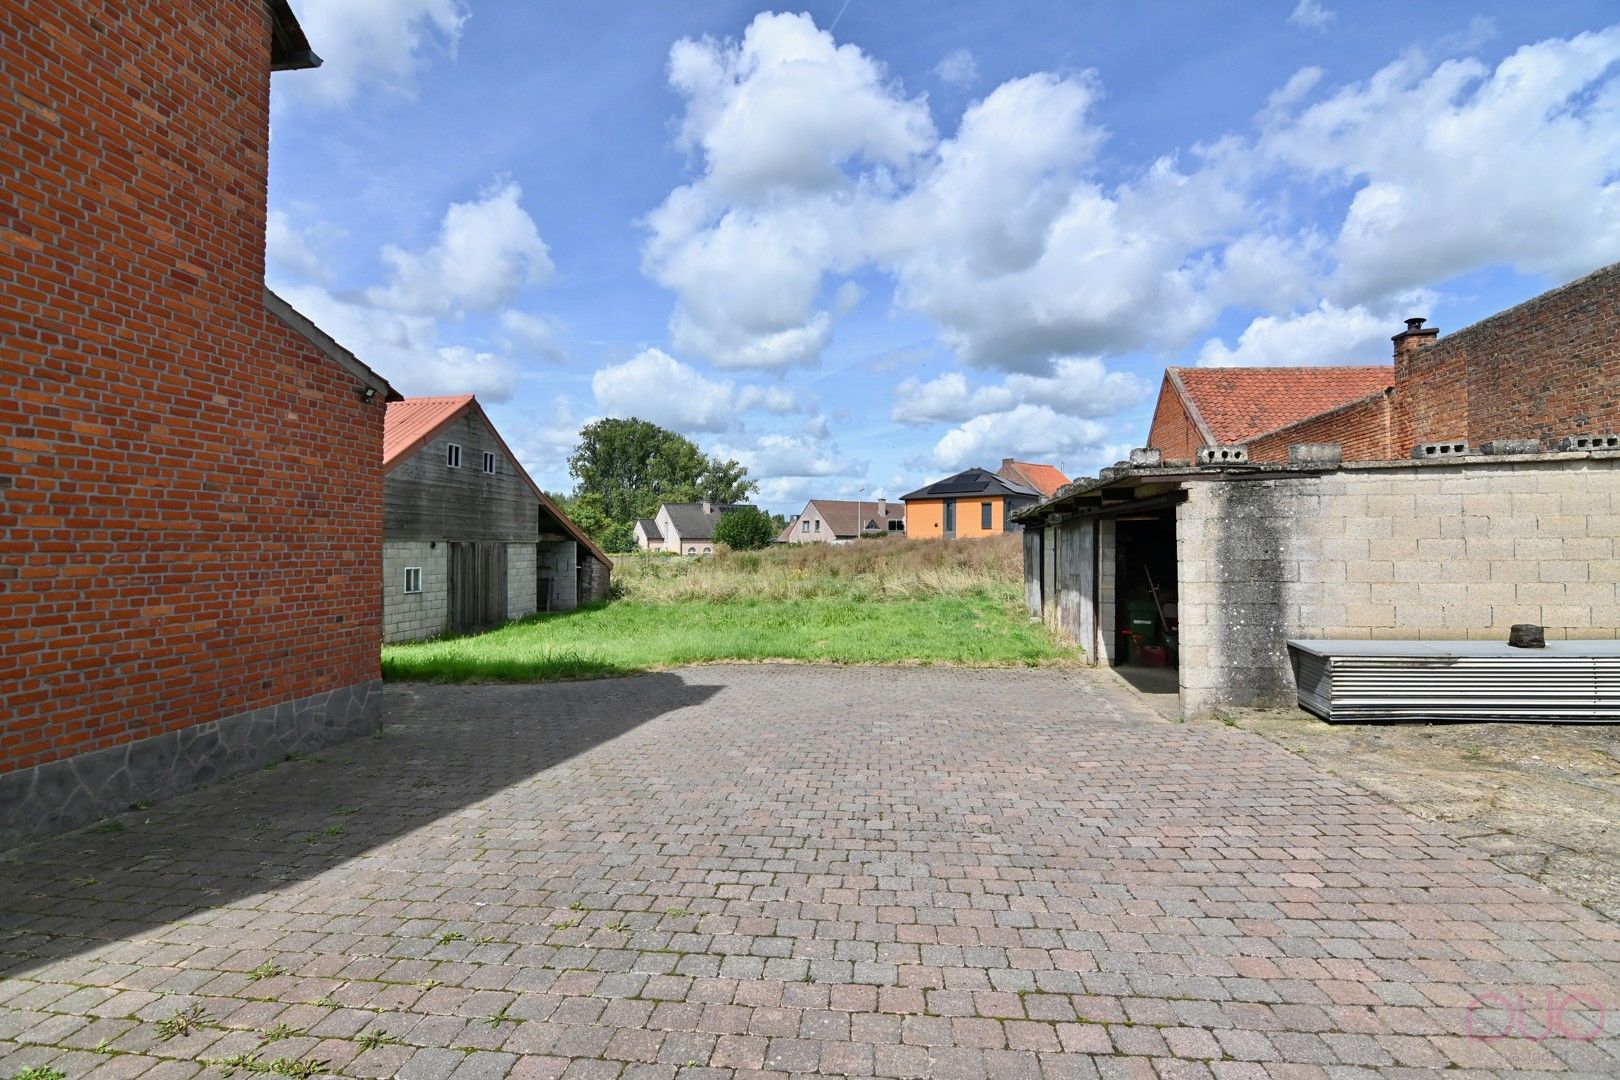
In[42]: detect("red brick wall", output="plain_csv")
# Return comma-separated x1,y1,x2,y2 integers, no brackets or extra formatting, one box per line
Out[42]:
1,0,384,774
1245,391,1394,463
1396,263,1620,450
1147,377,1202,461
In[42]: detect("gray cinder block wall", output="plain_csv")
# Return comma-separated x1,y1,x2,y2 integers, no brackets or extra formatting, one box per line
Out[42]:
538,540,578,611
383,541,447,643
1176,454,1620,717
507,542,538,620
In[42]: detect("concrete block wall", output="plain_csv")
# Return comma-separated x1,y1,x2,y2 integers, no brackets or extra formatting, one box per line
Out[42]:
1176,454,1620,717
383,541,447,643
538,540,578,612
1097,520,1118,665
507,543,537,621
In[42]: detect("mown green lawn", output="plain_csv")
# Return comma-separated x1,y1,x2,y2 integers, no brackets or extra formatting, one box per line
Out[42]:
381,596,1074,683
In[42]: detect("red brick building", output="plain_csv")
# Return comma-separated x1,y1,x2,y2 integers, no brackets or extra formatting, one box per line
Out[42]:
1148,263,1620,463
1,0,394,845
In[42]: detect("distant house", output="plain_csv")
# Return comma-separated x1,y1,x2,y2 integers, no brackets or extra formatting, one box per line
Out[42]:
901,468,1041,539
633,518,665,551
383,396,612,642
996,459,1070,498
638,501,756,555
785,498,905,543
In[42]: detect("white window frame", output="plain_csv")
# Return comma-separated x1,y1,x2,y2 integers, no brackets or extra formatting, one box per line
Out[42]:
446,443,462,468
403,567,422,594
801,520,810,532
482,451,497,474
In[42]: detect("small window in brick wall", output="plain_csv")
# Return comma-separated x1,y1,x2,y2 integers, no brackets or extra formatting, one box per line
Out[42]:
403,567,422,594
482,451,497,473
446,443,462,468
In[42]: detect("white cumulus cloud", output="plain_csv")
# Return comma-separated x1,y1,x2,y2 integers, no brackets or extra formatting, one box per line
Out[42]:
590,349,802,434
935,48,979,88
1288,1,1335,30
893,358,1148,424
368,180,553,316
1262,29,1620,303
265,209,337,284
931,404,1109,472
276,283,521,402
1197,302,1406,367
275,0,467,109
648,16,1620,386
643,12,933,370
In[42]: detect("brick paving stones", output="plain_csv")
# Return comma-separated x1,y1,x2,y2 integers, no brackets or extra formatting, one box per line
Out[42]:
3,666,1619,1077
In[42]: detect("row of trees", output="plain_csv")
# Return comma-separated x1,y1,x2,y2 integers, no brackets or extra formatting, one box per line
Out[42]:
548,418,782,552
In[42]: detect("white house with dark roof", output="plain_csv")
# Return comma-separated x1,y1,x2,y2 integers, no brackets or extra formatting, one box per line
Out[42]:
785,498,906,544
637,500,755,555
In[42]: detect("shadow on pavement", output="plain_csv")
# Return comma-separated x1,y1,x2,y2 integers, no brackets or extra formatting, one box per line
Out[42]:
0,672,721,978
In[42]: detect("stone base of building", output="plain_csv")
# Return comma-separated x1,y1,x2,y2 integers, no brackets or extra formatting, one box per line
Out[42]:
0,679,382,851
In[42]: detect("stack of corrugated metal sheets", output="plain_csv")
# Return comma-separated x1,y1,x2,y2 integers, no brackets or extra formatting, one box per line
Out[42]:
1288,639,1620,723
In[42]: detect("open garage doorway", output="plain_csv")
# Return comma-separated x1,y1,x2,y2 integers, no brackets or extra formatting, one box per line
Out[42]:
1110,508,1179,701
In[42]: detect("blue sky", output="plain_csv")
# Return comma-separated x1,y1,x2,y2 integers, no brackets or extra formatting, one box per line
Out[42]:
266,1,1620,513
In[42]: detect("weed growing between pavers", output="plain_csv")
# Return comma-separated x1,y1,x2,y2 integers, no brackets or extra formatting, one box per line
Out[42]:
155,1003,210,1040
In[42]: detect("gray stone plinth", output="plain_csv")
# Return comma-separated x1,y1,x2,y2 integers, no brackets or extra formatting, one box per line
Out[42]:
0,679,381,850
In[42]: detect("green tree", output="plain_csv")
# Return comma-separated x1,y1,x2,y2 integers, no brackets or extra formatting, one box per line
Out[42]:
713,506,778,551
567,418,756,524
551,491,637,553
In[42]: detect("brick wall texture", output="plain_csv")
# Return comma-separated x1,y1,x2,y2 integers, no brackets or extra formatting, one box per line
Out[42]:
1,0,385,773
1174,454,1620,717
1162,263,1619,463
1147,380,1203,461
1395,263,1620,450
1245,391,1394,464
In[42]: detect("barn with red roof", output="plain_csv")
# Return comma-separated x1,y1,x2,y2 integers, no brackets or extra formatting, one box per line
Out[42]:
383,396,611,642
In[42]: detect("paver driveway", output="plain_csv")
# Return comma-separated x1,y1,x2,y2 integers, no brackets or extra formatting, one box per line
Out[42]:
3,666,1619,1079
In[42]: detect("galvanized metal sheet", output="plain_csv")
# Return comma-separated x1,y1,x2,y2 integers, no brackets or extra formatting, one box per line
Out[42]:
1287,640,1620,723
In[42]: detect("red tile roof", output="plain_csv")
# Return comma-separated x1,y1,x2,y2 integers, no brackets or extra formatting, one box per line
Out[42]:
1169,366,1394,445
997,460,1070,498
383,395,475,467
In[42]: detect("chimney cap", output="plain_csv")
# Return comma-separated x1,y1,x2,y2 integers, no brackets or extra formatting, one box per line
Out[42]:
1404,317,1426,332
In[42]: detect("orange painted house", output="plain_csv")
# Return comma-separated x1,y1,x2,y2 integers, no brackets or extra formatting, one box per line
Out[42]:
901,466,1061,539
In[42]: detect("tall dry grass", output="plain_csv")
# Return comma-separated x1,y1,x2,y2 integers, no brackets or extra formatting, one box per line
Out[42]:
614,534,1024,604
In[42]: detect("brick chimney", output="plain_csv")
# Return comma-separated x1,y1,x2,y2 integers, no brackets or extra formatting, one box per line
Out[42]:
1392,317,1438,363
701,500,714,515
877,497,887,517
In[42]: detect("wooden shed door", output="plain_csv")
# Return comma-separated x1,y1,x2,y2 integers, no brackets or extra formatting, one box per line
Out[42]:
1056,519,1096,662
447,542,508,635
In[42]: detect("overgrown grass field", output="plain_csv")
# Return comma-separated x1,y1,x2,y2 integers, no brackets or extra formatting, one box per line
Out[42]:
382,535,1074,682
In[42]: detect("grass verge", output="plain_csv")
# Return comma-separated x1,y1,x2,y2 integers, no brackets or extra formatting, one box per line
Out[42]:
382,596,1072,682
382,535,1076,683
